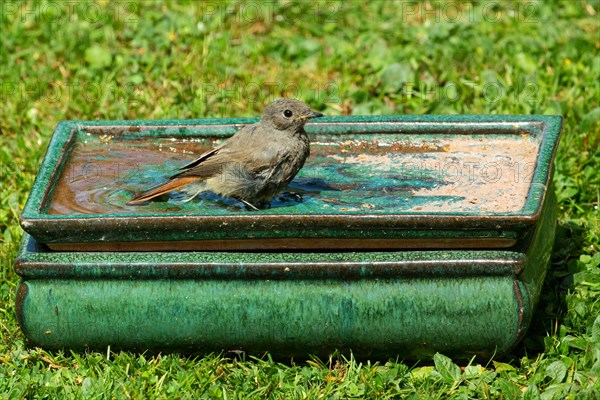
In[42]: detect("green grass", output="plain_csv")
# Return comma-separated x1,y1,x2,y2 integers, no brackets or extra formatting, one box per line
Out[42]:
1,0,599,398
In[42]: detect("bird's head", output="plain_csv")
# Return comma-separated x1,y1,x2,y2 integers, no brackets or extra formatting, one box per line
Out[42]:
261,98,323,132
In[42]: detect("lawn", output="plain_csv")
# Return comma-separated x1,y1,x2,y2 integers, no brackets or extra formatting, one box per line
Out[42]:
1,0,599,398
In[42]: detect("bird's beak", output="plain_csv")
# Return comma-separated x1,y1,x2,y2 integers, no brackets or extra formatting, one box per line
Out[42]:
295,111,324,121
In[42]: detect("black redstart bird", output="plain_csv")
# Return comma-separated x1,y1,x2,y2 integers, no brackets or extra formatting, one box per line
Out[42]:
127,98,323,209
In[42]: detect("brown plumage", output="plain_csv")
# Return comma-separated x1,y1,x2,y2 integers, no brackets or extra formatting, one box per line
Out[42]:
127,98,323,209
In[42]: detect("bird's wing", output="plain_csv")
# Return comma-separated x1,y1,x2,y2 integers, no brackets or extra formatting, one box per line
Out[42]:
174,146,286,179
173,125,258,178
176,146,221,171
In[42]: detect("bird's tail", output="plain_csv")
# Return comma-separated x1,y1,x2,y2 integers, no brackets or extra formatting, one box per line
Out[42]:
127,177,200,205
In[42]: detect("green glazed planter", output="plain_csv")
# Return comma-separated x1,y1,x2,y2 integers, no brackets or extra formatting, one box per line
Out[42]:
16,115,562,357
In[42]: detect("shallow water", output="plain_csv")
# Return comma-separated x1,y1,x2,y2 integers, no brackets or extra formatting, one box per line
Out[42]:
47,128,540,215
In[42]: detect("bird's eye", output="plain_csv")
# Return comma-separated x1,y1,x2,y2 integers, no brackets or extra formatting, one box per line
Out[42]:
283,110,293,118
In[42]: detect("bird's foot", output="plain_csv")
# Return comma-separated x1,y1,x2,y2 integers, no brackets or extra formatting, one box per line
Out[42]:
240,199,260,211
278,192,303,203
291,192,303,202
181,187,205,203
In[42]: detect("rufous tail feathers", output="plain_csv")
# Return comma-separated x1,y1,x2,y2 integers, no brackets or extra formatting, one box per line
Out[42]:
127,177,200,205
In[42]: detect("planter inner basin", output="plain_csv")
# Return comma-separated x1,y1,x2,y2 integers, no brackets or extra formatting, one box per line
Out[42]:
20,115,562,251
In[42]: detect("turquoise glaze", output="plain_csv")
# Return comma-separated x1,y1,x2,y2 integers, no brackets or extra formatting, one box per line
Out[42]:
15,114,561,356
15,185,558,357
19,115,562,249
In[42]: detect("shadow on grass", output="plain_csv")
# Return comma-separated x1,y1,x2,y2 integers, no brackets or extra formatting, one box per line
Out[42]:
509,220,588,359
